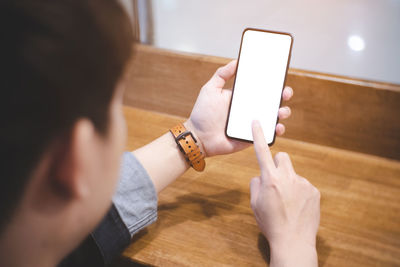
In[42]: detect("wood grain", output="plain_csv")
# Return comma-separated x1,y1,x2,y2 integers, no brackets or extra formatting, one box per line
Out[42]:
124,44,400,160
122,106,400,267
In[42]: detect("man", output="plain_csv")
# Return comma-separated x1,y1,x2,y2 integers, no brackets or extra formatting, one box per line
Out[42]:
0,0,320,266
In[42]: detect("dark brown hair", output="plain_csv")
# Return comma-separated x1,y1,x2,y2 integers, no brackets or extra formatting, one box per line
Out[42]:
0,0,133,230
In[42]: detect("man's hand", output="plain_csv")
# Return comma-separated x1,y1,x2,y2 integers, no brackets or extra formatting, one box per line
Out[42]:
250,120,320,267
185,60,293,157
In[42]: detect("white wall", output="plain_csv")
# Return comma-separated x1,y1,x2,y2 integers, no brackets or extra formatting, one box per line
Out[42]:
150,0,400,84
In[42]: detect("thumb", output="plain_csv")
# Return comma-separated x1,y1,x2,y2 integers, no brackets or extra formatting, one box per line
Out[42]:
205,60,237,89
250,176,261,210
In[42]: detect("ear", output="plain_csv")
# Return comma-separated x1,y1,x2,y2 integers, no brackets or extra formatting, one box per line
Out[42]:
53,119,98,200
27,119,98,214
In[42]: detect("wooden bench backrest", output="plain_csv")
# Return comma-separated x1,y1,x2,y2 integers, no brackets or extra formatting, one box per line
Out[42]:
124,44,400,160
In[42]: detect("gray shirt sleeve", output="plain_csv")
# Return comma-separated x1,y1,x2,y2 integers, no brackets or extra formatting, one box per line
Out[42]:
112,152,158,237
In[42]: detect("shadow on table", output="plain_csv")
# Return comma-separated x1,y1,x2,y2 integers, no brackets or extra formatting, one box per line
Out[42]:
257,233,271,264
316,235,331,266
130,189,242,253
159,189,242,218
130,188,332,266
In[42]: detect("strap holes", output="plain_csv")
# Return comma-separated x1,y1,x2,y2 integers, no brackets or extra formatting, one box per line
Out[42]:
186,141,188,144
197,161,200,163
188,145,191,148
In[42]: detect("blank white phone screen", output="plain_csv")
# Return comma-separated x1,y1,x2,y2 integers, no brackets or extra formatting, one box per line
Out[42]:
227,29,292,144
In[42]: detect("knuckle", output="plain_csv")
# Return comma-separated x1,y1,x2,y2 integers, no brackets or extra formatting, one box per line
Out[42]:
250,198,257,210
266,179,279,190
298,177,320,198
298,175,312,186
296,174,305,181
289,172,298,180
314,187,321,199
216,67,224,74
276,152,290,161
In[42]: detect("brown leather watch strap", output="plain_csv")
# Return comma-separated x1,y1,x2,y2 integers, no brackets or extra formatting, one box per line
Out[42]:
170,123,205,172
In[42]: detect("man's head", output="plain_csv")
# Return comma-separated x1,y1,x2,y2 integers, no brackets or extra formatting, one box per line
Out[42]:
0,0,133,261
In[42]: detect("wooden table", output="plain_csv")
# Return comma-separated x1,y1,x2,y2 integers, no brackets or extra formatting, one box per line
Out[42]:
122,106,400,266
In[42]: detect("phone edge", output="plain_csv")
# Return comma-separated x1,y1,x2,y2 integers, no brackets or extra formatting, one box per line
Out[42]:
225,28,254,143
224,27,294,146
270,30,294,146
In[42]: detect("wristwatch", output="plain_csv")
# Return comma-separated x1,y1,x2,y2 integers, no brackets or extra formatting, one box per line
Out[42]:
169,123,206,171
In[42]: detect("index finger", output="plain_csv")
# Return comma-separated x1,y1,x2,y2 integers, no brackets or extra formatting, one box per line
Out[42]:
252,121,276,178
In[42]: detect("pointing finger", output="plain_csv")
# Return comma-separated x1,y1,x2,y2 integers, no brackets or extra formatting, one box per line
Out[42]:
252,120,276,179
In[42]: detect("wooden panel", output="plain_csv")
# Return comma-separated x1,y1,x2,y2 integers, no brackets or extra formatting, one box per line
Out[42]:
124,44,400,160
122,106,400,267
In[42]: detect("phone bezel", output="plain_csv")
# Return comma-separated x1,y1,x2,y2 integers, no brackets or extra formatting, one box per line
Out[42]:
225,28,294,145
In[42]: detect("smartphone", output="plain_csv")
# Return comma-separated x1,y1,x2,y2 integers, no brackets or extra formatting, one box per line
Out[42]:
226,28,293,145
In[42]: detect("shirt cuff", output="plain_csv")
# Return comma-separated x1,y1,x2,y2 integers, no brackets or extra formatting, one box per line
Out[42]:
113,152,158,237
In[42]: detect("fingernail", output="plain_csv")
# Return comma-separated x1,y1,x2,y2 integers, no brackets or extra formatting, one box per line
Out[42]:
288,87,293,96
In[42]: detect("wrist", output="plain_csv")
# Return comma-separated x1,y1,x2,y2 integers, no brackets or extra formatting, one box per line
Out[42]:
183,120,206,158
269,238,318,267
